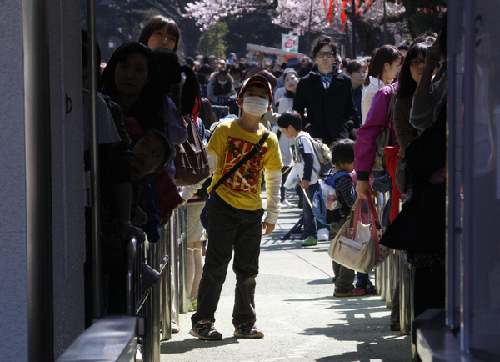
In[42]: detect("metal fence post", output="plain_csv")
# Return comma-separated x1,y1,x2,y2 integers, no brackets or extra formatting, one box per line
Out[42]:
399,251,411,335
385,254,393,308
149,240,161,360
126,236,137,315
170,210,179,325
178,205,189,314
161,220,172,341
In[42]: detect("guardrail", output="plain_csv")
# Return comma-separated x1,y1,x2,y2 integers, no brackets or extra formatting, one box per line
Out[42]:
57,205,188,362
374,192,413,337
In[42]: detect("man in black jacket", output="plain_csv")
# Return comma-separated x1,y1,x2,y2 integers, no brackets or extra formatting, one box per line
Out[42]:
293,35,358,146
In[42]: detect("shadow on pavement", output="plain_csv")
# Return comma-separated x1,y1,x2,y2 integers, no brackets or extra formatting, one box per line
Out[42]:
298,297,410,361
307,277,334,285
160,336,239,355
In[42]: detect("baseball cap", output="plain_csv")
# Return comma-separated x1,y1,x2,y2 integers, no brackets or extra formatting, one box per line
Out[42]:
238,75,273,103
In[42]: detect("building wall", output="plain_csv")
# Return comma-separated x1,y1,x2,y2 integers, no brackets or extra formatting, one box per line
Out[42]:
0,1,28,361
0,1,86,360
47,0,86,359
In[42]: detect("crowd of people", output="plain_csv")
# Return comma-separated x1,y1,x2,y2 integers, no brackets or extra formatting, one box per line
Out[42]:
82,12,448,346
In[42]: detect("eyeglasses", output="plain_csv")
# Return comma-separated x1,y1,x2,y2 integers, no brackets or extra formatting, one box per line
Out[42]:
410,59,426,67
316,52,334,59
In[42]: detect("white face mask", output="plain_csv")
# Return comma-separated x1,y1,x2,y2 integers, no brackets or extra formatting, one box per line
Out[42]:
242,96,269,116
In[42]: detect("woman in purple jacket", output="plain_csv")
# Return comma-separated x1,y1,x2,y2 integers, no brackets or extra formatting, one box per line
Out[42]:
353,81,399,329
354,83,398,199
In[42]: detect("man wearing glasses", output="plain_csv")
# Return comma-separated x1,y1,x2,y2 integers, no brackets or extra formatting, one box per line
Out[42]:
293,35,358,146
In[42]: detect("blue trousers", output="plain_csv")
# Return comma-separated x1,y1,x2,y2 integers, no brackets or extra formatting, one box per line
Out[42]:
302,182,327,237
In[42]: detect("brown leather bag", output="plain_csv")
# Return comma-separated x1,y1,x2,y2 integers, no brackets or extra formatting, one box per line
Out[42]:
174,119,209,186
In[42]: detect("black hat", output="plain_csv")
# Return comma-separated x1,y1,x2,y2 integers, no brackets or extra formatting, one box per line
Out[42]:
238,75,273,103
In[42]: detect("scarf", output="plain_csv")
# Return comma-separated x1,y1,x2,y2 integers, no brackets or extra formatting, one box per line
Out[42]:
311,71,335,91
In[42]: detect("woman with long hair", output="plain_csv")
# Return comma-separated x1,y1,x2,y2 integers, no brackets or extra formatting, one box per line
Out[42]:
99,42,166,140
394,39,429,156
362,45,401,124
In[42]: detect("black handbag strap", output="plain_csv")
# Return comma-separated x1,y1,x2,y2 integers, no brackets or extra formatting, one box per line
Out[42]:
211,131,270,194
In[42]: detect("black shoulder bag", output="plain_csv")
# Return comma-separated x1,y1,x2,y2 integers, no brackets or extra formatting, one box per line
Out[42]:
200,131,270,231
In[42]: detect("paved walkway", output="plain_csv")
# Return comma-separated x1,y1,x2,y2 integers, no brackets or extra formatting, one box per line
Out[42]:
161,193,411,361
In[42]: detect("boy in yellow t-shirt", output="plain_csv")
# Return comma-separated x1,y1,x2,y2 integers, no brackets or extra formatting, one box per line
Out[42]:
182,75,282,340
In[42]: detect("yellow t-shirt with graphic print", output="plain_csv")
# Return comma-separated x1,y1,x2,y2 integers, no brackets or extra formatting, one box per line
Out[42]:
207,119,282,211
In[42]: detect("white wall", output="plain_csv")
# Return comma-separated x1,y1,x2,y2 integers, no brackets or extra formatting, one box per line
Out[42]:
0,1,28,361
0,1,86,360
47,0,86,359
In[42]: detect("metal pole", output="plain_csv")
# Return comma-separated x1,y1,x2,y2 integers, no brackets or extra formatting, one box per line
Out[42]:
385,254,392,308
149,242,161,360
126,236,137,315
23,0,54,360
87,0,103,321
144,243,153,362
446,1,460,331
171,210,179,325
178,206,189,314
161,220,172,341
399,251,411,335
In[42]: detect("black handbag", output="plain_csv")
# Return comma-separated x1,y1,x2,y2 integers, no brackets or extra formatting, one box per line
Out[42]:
379,182,446,254
200,131,270,231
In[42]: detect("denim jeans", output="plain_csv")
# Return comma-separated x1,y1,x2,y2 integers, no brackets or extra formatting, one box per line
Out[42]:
192,192,264,327
302,182,327,237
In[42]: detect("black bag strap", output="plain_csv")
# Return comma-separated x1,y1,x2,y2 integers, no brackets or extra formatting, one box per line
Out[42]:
211,131,270,194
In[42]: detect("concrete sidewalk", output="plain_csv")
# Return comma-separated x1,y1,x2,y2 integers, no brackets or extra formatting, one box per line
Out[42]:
161,193,411,361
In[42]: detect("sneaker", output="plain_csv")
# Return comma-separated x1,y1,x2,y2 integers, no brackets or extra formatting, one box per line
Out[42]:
317,228,330,241
233,322,264,339
283,199,294,208
334,287,367,297
301,236,317,247
189,320,222,340
172,320,180,334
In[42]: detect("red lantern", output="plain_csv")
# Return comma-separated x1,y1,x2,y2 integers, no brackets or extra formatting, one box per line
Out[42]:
326,0,334,25
341,12,347,31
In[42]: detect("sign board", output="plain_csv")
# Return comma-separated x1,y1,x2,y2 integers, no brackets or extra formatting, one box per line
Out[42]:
282,34,298,53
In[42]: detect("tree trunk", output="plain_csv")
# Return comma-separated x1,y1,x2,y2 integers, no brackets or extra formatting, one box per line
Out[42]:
383,0,388,44
352,4,357,58
306,0,313,54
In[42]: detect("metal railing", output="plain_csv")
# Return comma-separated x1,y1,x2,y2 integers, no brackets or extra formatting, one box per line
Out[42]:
373,192,413,337
134,204,188,362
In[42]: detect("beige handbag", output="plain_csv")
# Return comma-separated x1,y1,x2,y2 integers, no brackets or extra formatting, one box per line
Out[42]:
327,198,387,273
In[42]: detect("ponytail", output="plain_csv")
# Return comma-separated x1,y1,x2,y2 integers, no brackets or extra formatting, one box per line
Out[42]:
179,65,202,117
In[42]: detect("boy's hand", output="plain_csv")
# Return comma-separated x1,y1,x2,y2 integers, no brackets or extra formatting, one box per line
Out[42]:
262,222,275,236
301,179,310,190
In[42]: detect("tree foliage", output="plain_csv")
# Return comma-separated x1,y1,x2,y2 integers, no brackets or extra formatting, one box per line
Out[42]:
197,21,228,58
399,0,447,37
81,0,200,60
226,10,285,58
183,0,410,54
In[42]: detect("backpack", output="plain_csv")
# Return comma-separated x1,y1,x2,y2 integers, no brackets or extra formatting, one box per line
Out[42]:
174,119,210,186
296,133,332,177
311,171,350,225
